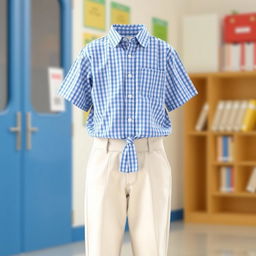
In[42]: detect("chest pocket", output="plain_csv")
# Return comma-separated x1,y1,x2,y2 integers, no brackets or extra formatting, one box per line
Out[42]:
138,67,165,100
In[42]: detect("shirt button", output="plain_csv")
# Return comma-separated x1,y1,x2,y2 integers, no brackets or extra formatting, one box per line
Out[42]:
128,54,133,58
128,94,133,98
128,117,133,122
128,73,133,78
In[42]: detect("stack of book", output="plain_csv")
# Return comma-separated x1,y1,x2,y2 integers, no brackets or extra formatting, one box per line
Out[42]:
211,99,256,131
216,135,234,162
246,167,256,193
219,166,234,192
222,42,256,71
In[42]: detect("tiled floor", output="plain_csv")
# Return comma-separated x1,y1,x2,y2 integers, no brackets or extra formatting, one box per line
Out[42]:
15,220,256,256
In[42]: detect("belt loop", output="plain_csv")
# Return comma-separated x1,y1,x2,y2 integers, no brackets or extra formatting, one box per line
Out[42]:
147,138,150,152
106,138,109,153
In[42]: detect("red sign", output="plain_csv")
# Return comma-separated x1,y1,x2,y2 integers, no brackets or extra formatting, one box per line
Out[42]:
223,13,256,43
51,73,62,80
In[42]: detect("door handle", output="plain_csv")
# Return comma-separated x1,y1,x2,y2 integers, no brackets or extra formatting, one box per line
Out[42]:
26,112,39,150
9,112,22,150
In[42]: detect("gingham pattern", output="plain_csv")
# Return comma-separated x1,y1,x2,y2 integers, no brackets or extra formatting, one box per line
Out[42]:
57,24,198,173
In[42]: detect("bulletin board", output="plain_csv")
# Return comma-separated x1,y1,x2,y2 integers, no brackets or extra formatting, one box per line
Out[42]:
152,17,168,42
83,0,106,31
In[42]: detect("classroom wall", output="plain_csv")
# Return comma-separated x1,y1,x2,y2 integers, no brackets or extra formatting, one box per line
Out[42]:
180,1,256,58
71,0,190,227
184,0,256,16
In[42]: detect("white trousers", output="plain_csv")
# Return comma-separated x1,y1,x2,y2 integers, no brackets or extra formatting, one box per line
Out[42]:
84,136,172,256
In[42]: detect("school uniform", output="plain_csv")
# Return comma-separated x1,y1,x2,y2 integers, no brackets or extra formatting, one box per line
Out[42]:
57,23,198,256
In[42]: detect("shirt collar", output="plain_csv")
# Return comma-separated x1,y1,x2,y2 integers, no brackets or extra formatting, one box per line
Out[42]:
107,24,150,48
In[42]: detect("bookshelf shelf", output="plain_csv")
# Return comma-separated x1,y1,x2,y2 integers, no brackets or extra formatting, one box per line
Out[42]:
188,131,208,136
212,131,235,135
212,162,235,166
184,71,256,226
236,131,256,136
238,161,256,166
212,192,256,198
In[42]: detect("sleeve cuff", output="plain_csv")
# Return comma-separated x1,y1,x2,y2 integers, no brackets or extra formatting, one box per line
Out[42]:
57,89,91,112
165,89,199,112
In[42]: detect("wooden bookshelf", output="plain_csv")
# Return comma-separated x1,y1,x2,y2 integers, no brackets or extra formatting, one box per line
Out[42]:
184,70,256,226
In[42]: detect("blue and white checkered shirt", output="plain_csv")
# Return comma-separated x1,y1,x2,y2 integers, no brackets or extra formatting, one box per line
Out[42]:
57,23,198,173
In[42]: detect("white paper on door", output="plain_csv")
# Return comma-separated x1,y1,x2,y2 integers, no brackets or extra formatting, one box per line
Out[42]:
48,67,65,112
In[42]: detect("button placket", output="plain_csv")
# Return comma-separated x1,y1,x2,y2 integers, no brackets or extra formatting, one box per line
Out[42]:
126,42,136,136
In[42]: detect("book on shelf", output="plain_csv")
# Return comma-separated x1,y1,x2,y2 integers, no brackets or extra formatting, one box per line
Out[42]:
244,42,256,71
222,42,256,71
234,100,248,131
224,43,241,71
246,167,256,193
211,100,225,131
195,102,208,131
226,100,240,131
211,99,256,132
219,100,232,131
241,99,256,131
219,166,234,192
217,135,234,162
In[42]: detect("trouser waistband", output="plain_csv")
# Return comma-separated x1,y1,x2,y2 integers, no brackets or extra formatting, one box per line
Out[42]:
92,136,165,153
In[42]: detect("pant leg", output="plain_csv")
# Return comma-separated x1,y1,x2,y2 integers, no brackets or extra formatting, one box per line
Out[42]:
84,147,127,256
127,147,172,256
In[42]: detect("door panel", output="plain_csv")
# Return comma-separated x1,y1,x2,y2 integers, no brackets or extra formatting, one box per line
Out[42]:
0,0,8,111
0,0,22,255
22,0,72,251
31,0,60,113
0,0,72,254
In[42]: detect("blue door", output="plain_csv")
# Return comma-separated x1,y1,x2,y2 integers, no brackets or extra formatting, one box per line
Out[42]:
22,0,73,252
0,0,73,255
0,0,22,255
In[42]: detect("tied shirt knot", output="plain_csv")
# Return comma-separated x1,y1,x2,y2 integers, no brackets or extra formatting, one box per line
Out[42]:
119,136,138,173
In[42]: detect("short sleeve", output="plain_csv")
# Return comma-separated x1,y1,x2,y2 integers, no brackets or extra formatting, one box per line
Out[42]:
57,47,92,111
165,46,198,112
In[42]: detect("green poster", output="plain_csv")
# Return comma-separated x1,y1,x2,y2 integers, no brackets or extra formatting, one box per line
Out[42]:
152,17,168,42
111,2,130,24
